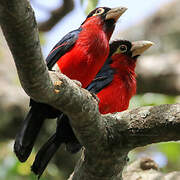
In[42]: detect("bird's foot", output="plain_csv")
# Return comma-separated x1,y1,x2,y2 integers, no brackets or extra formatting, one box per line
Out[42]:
66,142,82,154
72,80,82,87
90,92,99,103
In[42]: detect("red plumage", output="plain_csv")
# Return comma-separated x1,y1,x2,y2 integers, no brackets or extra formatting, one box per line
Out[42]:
57,16,110,88
98,53,137,114
90,40,153,114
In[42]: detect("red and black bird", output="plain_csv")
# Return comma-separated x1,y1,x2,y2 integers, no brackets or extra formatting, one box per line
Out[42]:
89,40,153,114
31,40,153,178
14,7,127,162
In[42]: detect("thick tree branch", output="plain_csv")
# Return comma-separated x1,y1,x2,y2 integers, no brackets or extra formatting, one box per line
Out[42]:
105,103,180,150
1,1,180,180
38,0,74,32
0,0,55,102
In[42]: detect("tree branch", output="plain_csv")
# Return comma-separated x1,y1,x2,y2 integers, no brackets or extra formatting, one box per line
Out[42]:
0,0,54,102
1,1,180,180
38,0,74,32
104,104,180,150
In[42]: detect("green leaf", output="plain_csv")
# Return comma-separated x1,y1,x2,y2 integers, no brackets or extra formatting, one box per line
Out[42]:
85,0,98,14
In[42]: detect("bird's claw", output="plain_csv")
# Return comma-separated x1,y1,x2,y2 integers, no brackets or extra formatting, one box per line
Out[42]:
72,80,82,87
90,92,99,103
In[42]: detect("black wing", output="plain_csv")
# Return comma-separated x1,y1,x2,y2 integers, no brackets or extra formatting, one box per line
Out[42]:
86,57,115,94
46,27,82,70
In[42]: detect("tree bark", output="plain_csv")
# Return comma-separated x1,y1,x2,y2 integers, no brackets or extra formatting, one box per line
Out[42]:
0,1,180,180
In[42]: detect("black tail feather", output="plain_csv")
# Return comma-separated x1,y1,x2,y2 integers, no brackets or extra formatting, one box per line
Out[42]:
57,114,82,153
31,114,82,178
14,100,60,162
14,108,45,162
31,134,62,179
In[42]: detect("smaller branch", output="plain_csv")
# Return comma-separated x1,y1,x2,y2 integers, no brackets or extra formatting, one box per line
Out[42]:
105,103,180,150
38,0,74,32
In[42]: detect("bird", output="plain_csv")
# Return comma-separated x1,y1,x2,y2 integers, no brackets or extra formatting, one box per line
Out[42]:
14,6,127,163
88,40,154,114
31,39,153,178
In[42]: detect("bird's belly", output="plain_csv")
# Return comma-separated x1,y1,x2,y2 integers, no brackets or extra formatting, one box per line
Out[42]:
97,81,132,114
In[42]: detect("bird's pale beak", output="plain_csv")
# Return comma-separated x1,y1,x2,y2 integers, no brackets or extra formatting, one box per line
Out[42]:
131,41,154,58
105,7,127,22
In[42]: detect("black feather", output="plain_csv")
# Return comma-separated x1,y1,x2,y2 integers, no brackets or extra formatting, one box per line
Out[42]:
86,57,114,94
31,114,81,178
46,28,82,70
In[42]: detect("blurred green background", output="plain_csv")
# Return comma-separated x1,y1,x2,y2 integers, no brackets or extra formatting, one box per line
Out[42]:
0,0,180,179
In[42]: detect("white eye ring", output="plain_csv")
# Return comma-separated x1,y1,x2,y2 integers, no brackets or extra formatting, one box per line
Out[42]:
94,8,105,16
119,45,127,53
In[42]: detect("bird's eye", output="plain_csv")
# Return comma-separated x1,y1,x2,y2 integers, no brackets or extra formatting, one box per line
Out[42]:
119,45,127,53
94,8,105,16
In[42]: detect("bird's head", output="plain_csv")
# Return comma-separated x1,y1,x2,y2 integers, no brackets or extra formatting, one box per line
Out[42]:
81,7,127,39
109,40,154,71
